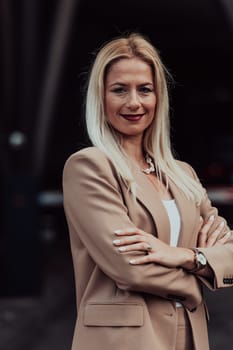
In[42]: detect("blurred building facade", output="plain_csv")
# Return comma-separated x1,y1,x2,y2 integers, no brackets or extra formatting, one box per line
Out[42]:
0,0,233,348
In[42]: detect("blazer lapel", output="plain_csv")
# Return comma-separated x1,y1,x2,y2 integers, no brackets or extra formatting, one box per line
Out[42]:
132,165,198,248
168,179,198,248
132,168,171,244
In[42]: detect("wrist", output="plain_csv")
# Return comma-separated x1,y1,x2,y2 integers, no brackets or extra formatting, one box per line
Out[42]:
181,248,196,270
182,248,208,273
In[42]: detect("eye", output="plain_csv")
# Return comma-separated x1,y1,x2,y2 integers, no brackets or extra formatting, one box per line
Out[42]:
139,86,154,94
111,86,126,94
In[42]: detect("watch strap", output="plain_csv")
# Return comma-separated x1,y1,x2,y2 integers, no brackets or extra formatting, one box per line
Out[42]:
189,248,206,273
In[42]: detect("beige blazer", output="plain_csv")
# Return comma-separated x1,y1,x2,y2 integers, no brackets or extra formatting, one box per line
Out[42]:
63,147,233,350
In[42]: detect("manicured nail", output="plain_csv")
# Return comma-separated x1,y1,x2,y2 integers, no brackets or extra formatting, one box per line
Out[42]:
129,259,136,264
127,228,135,233
118,247,126,252
219,221,224,227
209,215,214,221
113,239,121,245
114,229,122,234
225,231,231,238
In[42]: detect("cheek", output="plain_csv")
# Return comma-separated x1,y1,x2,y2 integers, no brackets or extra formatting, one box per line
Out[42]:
105,97,119,118
153,94,157,106
147,97,156,114
151,96,157,113
104,95,112,118
145,98,156,125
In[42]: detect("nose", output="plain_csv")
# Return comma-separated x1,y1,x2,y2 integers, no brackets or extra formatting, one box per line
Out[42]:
126,90,141,110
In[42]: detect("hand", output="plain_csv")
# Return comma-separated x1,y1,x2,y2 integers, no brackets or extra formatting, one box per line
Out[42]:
197,215,231,248
113,228,193,268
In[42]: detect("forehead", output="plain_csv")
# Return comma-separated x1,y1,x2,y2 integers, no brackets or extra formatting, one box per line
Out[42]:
106,57,154,83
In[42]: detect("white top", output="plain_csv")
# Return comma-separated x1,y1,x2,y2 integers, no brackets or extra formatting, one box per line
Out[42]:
162,199,182,308
162,199,181,247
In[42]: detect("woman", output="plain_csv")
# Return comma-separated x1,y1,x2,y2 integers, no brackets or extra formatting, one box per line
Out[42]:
63,33,233,350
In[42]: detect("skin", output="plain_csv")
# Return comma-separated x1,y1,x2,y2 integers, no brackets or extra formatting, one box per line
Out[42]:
104,57,230,275
105,57,156,169
113,218,230,273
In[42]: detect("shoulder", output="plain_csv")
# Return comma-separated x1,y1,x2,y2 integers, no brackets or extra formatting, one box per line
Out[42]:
63,147,117,178
176,159,193,173
175,159,199,180
66,146,108,162
64,146,113,168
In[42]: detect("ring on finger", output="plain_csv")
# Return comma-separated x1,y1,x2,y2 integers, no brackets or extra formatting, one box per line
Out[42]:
145,245,152,251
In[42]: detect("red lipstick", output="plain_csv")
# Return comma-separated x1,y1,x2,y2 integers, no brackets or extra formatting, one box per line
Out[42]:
121,114,144,121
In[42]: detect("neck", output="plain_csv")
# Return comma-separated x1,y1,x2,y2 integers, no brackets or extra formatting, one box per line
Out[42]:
121,136,145,166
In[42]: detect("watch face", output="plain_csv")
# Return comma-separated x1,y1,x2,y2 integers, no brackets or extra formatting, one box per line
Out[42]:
198,253,207,266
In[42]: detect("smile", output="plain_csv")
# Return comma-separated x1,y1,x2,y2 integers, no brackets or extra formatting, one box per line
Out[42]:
120,114,145,121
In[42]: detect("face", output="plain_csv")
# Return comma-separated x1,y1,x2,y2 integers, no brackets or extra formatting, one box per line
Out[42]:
104,57,156,143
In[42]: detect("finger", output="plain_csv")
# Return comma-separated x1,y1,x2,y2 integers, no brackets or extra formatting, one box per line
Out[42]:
129,254,155,265
114,227,145,236
198,216,204,232
197,217,207,247
118,243,153,253
197,232,207,248
206,221,225,247
113,235,145,246
198,229,207,248
200,215,215,235
197,215,215,247
215,231,232,246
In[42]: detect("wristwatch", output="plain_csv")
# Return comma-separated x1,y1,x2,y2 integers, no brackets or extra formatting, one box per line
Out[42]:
189,248,207,273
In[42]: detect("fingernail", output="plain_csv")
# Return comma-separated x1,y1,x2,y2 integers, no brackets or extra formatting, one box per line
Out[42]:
219,221,224,227
114,229,122,234
209,215,214,221
118,247,126,252
225,231,231,238
199,216,203,222
113,239,121,245
129,259,136,264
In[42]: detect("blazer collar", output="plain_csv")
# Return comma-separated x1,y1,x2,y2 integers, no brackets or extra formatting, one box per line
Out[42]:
132,166,197,247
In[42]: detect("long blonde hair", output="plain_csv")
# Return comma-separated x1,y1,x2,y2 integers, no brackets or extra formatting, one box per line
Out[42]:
85,33,205,204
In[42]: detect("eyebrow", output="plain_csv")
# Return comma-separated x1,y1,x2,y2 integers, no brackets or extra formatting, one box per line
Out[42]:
109,82,154,87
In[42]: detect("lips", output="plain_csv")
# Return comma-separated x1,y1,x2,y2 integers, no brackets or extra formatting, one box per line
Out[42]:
120,113,145,121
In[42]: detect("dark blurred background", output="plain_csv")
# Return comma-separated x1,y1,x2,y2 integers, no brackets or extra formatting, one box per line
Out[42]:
0,0,233,349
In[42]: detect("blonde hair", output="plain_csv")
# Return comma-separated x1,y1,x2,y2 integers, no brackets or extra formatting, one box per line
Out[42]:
85,33,205,204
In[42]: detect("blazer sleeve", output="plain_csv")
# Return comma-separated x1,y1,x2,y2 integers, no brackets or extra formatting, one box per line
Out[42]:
185,163,233,290
63,149,203,311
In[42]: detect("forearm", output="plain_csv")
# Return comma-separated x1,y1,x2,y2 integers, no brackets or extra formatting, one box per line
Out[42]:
116,263,202,311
